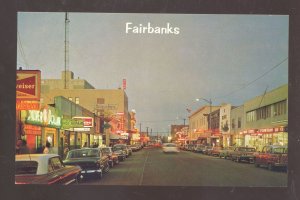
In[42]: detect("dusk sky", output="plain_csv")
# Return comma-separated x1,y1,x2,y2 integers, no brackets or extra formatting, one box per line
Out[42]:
17,13,289,135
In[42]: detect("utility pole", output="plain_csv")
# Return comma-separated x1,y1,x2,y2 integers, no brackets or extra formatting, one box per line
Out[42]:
183,118,186,126
146,127,149,137
64,12,70,89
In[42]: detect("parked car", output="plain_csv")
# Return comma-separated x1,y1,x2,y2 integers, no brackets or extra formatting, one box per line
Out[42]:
15,154,81,185
100,147,119,168
193,144,206,153
209,146,223,156
63,148,110,181
230,147,256,163
186,144,196,151
254,145,288,171
162,143,180,153
219,146,235,159
113,144,130,157
112,145,127,161
129,144,139,152
203,146,213,155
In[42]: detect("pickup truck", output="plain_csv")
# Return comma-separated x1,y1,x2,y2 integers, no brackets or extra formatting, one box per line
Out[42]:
230,147,256,163
254,145,288,171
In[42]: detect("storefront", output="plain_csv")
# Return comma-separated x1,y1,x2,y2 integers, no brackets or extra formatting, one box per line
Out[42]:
24,106,61,154
244,127,288,151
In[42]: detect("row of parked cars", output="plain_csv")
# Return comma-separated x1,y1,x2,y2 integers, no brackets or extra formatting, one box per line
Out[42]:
181,144,288,171
15,143,143,185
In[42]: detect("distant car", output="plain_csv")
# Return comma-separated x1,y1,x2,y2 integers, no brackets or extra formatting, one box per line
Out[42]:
100,147,119,168
203,146,213,155
162,143,180,153
113,144,130,157
63,148,110,181
219,146,235,159
209,146,223,156
254,145,288,171
112,145,127,161
186,144,195,151
15,154,81,185
230,147,256,163
193,144,206,153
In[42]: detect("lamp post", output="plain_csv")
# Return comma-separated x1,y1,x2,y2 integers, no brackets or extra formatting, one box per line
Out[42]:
196,98,212,133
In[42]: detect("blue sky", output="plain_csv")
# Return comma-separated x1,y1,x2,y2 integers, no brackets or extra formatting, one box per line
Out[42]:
17,13,289,135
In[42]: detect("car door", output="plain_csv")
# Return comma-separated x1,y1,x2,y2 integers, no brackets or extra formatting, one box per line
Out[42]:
47,156,75,184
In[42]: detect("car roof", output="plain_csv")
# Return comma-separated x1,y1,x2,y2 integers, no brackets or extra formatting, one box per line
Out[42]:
16,153,59,161
15,154,60,175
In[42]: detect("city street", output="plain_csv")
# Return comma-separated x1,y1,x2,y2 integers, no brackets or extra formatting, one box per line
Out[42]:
80,147,287,187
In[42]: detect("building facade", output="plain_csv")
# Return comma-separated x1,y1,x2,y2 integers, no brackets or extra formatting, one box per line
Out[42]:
188,105,220,144
230,105,245,147
243,84,288,151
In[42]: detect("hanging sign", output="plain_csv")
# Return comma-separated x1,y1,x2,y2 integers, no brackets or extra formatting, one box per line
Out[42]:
16,70,41,101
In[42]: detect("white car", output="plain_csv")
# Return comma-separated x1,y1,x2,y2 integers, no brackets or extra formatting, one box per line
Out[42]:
162,143,180,153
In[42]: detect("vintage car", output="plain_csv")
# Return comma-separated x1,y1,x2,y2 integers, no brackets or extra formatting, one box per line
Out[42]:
219,146,235,159
254,145,288,171
162,143,180,153
100,147,119,168
230,147,256,163
193,144,206,153
202,146,213,155
209,146,223,156
113,144,131,157
15,154,81,185
63,148,110,180
112,145,127,161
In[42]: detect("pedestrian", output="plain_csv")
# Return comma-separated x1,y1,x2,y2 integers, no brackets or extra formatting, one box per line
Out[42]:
43,141,51,154
16,139,30,154
64,143,69,157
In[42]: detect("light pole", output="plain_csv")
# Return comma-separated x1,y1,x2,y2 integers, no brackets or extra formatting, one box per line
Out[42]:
196,98,212,133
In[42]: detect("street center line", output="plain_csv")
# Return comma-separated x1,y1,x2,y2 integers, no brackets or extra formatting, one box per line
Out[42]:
139,151,149,186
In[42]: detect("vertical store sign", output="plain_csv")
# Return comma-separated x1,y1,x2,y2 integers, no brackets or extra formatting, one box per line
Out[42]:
16,70,41,110
122,79,126,90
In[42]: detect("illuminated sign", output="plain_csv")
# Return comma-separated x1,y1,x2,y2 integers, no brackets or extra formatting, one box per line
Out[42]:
26,108,61,128
16,70,41,101
73,117,93,127
16,100,40,110
61,118,84,130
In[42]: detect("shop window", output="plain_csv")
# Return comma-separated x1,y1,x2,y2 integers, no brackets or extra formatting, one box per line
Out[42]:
68,97,72,101
232,119,235,129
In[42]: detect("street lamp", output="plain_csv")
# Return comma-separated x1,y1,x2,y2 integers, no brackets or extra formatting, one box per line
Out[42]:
196,98,212,132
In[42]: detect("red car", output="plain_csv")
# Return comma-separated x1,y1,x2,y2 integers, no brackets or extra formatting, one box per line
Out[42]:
254,145,288,171
15,154,81,185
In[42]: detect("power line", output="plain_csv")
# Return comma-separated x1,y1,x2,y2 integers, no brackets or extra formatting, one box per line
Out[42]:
17,31,29,67
215,57,288,100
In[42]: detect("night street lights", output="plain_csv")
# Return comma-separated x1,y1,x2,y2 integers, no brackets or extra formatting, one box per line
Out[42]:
196,98,212,132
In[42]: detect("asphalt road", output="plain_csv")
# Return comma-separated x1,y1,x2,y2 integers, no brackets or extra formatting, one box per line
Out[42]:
80,147,287,187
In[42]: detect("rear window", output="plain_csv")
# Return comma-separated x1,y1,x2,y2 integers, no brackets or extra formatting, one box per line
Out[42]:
164,143,176,147
67,149,99,158
273,147,288,154
15,161,38,175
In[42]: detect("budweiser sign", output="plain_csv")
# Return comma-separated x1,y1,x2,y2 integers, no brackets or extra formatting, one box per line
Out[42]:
16,70,41,100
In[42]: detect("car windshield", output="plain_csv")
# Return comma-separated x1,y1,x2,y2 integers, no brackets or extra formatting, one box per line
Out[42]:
67,149,99,158
15,161,38,175
164,143,176,147
112,146,123,151
240,148,255,152
273,147,288,154
101,148,111,153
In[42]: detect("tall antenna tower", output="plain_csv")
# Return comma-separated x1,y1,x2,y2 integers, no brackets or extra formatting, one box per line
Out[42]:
64,12,70,89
